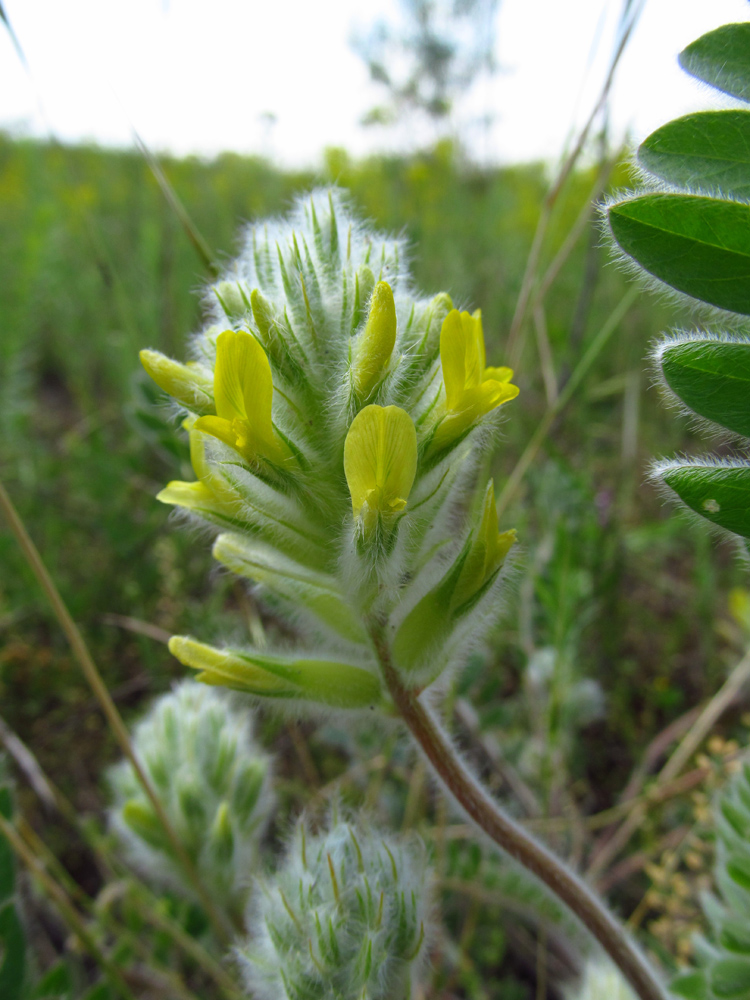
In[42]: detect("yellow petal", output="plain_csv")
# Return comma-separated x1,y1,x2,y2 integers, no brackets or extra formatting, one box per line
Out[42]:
483,366,514,384
344,404,417,519
439,310,468,409
352,280,397,398
214,329,273,437
472,309,486,371
193,415,239,451
429,379,519,454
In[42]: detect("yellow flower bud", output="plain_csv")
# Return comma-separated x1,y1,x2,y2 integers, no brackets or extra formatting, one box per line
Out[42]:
139,349,214,414
351,281,397,398
451,480,516,609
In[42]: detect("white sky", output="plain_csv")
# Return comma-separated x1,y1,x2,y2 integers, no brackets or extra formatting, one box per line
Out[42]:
1,0,748,167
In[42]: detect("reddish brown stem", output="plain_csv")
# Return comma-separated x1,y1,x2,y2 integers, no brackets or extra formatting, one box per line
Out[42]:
373,630,666,1000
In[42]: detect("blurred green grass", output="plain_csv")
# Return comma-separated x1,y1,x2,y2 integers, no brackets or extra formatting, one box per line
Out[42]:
0,130,742,873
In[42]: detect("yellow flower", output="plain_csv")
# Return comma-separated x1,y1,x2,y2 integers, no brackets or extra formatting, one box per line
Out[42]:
193,330,291,467
429,309,518,454
344,404,417,533
157,418,238,519
351,280,397,399
451,480,516,609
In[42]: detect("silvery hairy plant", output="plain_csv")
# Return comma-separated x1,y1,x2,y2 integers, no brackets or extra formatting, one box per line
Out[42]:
109,680,274,924
239,811,433,1000
139,190,666,1000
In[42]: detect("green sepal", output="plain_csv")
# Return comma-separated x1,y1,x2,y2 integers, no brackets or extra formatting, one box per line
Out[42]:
392,542,471,677
680,23,750,104
139,349,215,414
671,969,710,1000
727,854,750,893
639,111,750,201
169,636,383,709
212,533,367,644
711,956,750,998
659,337,750,437
214,280,249,320
659,462,750,538
250,288,308,381
121,799,169,852
721,918,750,955
231,761,266,826
209,802,235,865
609,194,750,316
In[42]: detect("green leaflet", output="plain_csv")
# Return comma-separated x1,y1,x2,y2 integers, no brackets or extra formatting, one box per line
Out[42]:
661,464,750,538
711,956,750,999
671,970,709,1000
680,23,750,104
660,339,750,437
609,194,750,316
639,111,750,201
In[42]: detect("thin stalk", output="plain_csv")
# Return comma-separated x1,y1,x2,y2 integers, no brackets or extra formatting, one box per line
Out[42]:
372,629,667,1000
16,821,208,1000
496,287,638,522
506,2,643,366
0,712,239,993
0,814,138,1000
132,129,218,278
0,478,231,945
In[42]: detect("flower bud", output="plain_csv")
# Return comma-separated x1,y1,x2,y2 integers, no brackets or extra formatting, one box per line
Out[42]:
351,281,397,398
108,680,274,922
139,349,214,414
169,636,383,710
214,279,249,320
239,813,434,1000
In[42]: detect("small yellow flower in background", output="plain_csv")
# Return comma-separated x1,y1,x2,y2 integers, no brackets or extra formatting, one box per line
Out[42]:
344,404,417,534
429,309,518,455
351,281,397,399
194,330,292,467
452,480,516,609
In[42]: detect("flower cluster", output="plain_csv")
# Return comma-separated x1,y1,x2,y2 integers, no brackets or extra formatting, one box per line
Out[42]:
141,190,518,705
108,681,273,922
238,813,433,1000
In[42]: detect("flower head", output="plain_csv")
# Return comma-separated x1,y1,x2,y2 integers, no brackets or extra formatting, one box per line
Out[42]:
429,308,518,454
239,812,433,1000
142,191,519,706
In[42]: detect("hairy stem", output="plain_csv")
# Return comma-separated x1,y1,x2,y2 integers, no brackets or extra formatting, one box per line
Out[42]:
372,630,667,1000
